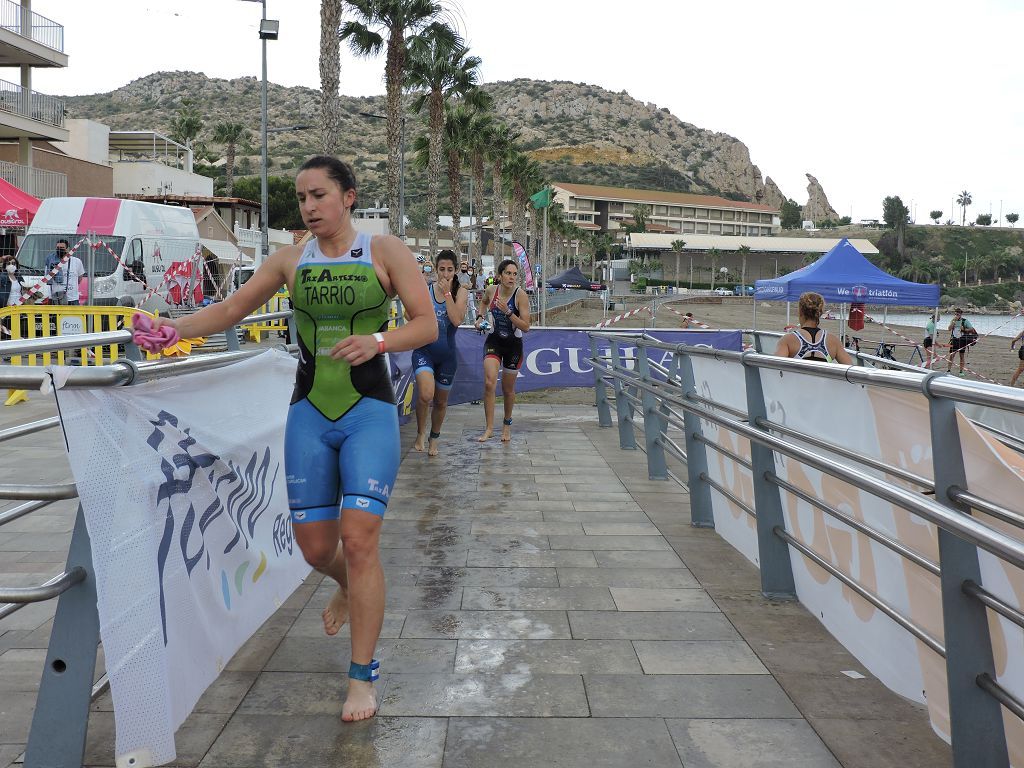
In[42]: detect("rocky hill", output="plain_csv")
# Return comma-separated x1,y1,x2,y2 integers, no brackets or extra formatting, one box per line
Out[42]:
62,71,831,211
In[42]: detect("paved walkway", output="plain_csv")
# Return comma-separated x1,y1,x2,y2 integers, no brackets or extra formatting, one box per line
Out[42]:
0,396,951,767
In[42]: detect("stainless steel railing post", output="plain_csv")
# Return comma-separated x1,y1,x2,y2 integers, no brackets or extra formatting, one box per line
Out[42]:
610,338,637,450
24,505,100,768
636,345,668,480
590,336,613,428
924,372,1009,767
676,351,715,528
741,350,796,600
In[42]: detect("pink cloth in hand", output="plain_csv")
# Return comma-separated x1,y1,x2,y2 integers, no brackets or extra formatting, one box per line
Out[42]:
131,312,180,353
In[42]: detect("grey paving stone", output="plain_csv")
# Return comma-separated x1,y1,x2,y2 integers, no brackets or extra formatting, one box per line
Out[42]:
557,567,698,588
569,611,736,641
469,521,584,536
466,550,598,568
379,548,468,566
198,715,446,768
454,639,642,675
594,550,685,568
461,587,615,611
402,610,572,640
0,648,45,691
581,523,663,535
547,534,671,551
633,640,769,674
84,711,231,768
443,717,682,768
666,718,841,768
805,715,951,768
380,673,589,717
236,671,381,716
585,674,801,718
417,566,558,588
610,587,720,612
542,509,649,523
287,607,406,639
266,637,456,674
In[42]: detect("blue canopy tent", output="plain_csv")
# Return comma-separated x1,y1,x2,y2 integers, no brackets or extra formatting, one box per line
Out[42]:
753,238,940,337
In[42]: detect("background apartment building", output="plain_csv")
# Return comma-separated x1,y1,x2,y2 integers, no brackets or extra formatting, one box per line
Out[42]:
0,0,68,199
552,182,781,239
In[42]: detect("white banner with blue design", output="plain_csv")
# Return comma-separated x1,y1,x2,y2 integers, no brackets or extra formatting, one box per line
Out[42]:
57,349,310,768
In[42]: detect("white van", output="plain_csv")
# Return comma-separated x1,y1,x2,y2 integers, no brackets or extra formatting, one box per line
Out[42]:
15,197,201,311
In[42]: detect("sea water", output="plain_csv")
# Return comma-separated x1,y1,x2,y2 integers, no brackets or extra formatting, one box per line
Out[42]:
881,312,1024,339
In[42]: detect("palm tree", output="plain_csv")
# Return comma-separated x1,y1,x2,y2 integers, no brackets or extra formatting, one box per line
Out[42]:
503,153,542,256
464,110,493,266
956,190,972,226
485,122,518,260
736,244,751,291
212,121,249,196
170,99,203,150
319,0,343,154
407,34,481,257
440,104,473,259
669,239,686,289
340,0,455,236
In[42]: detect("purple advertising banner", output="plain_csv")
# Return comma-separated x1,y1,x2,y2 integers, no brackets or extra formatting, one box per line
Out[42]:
426,327,742,407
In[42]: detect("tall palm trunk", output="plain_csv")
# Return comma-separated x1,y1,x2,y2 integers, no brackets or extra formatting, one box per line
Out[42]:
447,145,462,258
425,92,444,258
225,141,236,196
384,29,406,236
491,160,504,259
319,0,342,154
471,152,485,266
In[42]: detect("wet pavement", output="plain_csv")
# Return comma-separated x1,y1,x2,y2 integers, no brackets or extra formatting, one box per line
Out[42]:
0,397,951,767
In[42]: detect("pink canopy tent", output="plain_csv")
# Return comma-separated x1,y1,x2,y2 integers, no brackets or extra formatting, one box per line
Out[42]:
0,176,40,228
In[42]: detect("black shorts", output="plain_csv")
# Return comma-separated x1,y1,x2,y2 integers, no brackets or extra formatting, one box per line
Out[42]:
484,334,524,372
923,336,933,349
1018,346,1024,362
951,337,967,352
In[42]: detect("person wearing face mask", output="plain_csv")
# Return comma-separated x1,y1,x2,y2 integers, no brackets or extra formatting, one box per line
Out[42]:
44,239,86,305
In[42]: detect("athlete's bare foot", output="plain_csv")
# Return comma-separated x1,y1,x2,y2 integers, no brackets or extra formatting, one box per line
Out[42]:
427,437,440,457
321,587,349,636
477,429,493,442
342,679,377,722
501,424,512,442
413,433,426,452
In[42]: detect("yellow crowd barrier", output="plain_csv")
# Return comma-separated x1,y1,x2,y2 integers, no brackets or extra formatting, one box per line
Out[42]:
244,291,291,342
0,304,154,368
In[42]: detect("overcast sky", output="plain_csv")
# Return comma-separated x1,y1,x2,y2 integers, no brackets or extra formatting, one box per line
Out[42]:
19,0,1024,224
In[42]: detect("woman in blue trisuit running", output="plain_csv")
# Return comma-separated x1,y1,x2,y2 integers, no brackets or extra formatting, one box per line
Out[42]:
140,156,437,722
412,249,467,456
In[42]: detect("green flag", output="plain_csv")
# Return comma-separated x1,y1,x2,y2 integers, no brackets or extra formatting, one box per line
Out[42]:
530,187,552,209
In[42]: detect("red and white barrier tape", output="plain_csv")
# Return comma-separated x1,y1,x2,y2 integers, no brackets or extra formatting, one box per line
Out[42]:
657,303,711,328
14,236,90,306
594,305,652,328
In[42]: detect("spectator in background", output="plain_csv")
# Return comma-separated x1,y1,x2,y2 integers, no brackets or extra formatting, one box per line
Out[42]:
44,239,69,302
946,307,974,377
457,260,472,289
1010,328,1024,387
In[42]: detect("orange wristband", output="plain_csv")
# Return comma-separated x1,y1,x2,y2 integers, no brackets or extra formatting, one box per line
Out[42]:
373,332,386,354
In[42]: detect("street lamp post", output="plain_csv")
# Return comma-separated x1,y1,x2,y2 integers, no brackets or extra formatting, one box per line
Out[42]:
239,0,278,263
359,111,405,239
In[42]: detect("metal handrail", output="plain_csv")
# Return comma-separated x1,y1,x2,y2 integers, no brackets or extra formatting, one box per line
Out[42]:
768,473,940,577
0,499,54,527
589,331,1024,415
962,581,1024,632
685,392,748,420
977,674,1024,723
694,433,753,469
0,483,76,500
0,567,85,604
758,417,934,491
656,432,688,463
594,354,1024,573
774,526,946,656
701,472,755,518
949,487,1024,531
0,416,59,443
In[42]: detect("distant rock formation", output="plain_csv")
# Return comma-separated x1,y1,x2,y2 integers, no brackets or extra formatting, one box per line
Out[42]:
802,173,840,223
760,177,786,211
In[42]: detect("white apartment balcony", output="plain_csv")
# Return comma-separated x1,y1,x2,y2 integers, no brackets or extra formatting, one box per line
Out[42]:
0,76,66,140
0,0,65,67
0,158,65,198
